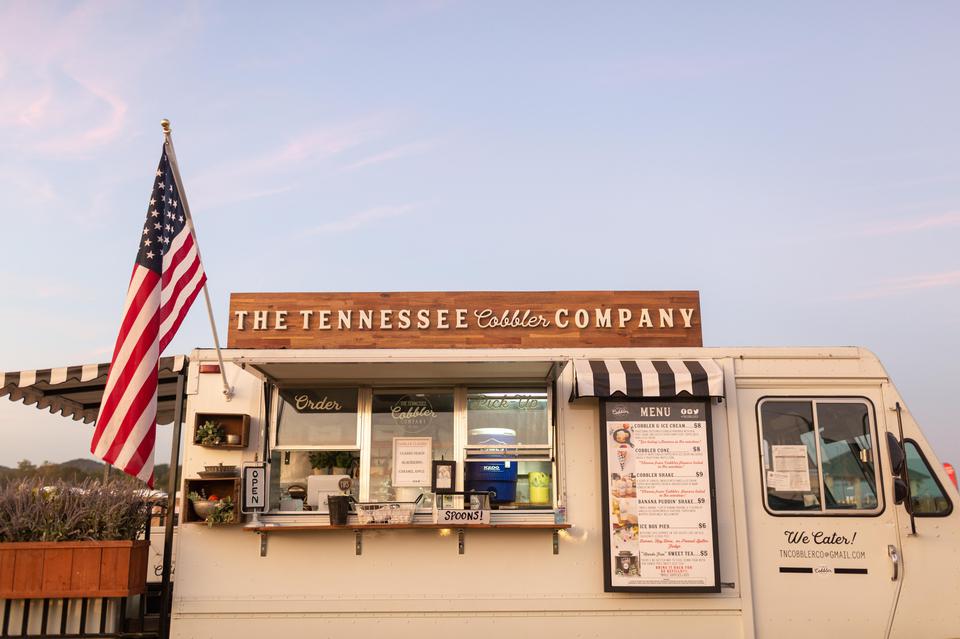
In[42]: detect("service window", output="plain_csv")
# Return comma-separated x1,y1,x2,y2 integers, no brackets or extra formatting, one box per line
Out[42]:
265,384,558,516
269,388,361,512
369,390,455,506
759,398,881,514
904,440,953,516
465,390,553,509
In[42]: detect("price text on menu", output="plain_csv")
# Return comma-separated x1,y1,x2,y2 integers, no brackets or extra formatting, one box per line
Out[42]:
601,400,720,592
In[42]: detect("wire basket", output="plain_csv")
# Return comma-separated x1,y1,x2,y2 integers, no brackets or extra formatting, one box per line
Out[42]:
354,494,424,525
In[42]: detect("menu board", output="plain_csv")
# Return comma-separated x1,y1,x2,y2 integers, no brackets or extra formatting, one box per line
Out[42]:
600,399,720,592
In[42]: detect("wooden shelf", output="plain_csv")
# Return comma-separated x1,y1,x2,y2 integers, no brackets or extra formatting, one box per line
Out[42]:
183,477,241,525
194,412,250,449
246,520,573,557
245,522,572,532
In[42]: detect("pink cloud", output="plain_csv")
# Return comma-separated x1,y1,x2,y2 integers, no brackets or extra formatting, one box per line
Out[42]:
343,140,437,171
863,211,960,236
845,270,960,300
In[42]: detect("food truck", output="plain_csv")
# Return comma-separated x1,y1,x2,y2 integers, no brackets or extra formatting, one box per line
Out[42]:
4,290,959,638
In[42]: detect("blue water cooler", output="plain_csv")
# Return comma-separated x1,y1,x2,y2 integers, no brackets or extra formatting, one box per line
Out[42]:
465,428,518,503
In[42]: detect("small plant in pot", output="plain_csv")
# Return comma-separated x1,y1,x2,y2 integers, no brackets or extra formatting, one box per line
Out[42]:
195,420,225,446
333,451,356,476
308,451,336,475
188,490,235,526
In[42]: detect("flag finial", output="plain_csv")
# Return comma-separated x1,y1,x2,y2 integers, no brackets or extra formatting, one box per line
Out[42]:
160,119,171,134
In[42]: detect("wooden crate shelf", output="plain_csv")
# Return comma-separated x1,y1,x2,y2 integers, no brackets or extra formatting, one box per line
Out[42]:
183,477,241,525
193,412,250,449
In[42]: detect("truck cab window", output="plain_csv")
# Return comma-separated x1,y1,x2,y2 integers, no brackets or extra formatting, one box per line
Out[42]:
904,440,953,516
759,401,822,511
759,398,881,514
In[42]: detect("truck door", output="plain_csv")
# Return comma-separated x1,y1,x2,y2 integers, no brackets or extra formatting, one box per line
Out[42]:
881,385,960,638
738,391,901,638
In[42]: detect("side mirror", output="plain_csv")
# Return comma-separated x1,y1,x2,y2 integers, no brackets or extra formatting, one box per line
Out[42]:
887,432,906,476
893,477,909,505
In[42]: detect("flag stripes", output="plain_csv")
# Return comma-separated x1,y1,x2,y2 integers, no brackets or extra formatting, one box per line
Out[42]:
90,144,206,486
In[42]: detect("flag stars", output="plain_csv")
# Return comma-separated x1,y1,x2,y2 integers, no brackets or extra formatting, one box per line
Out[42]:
144,239,152,247
154,223,162,230
146,251,155,259
150,210,159,218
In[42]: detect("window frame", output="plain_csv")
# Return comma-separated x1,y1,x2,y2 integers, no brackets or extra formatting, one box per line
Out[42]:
757,396,886,518
271,385,363,451
904,438,954,518
266,382,557,514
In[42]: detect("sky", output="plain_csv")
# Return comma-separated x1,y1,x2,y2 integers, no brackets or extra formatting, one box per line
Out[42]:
0,2,958,468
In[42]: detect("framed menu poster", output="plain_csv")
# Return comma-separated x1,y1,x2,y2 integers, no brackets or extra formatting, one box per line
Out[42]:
600,399,720,593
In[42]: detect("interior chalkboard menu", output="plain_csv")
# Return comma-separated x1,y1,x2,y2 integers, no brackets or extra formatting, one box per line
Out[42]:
600,399,720,593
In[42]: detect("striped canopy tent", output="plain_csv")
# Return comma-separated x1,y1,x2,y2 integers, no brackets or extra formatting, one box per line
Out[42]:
571,359,724,399
1,355,188,425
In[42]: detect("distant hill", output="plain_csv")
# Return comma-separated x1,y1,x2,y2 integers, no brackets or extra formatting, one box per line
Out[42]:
0,459,172,488
61,458,109,474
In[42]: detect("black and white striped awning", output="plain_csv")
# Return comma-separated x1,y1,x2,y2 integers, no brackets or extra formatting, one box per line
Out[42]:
1,356,188,424
571,359,724,400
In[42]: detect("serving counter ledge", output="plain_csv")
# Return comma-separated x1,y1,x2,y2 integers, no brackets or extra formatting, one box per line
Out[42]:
244,521,573,557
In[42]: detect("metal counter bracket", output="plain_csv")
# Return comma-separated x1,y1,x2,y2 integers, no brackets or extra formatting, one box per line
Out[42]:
259,531,267,557
355,529,363,555
458,528,465,554
553,530,559,555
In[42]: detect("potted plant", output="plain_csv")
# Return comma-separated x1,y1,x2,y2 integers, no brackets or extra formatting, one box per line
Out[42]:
333,451,355,476
187,490,236,526
308,451,337,475
195,420,225,446
0,478,155,598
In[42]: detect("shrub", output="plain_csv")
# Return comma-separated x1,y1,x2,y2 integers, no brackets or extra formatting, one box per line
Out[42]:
0,477,158,542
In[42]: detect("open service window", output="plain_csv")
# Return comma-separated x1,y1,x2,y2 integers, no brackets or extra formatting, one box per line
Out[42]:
758,398,882,515
266,384,558,516
269,388,362,512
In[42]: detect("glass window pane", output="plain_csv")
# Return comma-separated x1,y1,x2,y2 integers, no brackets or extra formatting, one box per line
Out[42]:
276,388,358,447
269,450,359,512
760,401,822,511
817,403,879,510
369,391,455,505
466,390,549,446
905,441,953,516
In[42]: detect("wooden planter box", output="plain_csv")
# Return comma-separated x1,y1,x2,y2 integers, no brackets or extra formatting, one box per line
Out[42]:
0,540,148,599
194,412,250,449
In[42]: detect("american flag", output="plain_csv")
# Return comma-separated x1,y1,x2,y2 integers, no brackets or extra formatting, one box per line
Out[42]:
91,145,206,486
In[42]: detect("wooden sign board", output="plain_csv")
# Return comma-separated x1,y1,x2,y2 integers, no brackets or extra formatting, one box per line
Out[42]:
227,291,702,350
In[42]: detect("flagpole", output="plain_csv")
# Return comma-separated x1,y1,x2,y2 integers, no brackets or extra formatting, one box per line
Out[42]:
160,119,234,400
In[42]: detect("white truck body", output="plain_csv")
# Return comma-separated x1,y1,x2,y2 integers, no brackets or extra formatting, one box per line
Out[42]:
170,346,960,639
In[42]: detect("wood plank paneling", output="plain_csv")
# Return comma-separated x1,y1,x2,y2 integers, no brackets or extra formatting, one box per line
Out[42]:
98,547,127,591
0,549,15,594
11,549,42,595
228,291,703,350
40,548,72,593
70,547,101,593
0,541,147,598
